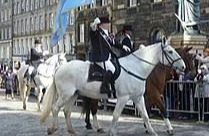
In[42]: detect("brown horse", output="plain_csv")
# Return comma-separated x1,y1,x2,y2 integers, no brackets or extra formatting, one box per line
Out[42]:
143,47,196,134
81,47,195,134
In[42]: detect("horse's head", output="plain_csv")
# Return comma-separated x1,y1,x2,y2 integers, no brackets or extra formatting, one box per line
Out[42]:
58,53,67,65
45,53,67,67
160,38,186,74
176,47,196,73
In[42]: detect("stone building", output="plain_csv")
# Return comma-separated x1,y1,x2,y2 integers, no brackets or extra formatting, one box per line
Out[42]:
0,0,76,67
12,0,76,63
1,0,209,65
75,0,209,59
0,0,12,69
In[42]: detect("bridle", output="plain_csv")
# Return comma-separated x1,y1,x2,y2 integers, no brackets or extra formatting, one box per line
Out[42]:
121,43,183,81
161,43,183,70
56,54,66,68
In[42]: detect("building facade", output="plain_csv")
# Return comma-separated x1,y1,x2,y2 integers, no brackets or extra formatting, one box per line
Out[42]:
12,0,76,62
0,0,12,69
0,0,76,67
1,0,209,65
75,0,209,59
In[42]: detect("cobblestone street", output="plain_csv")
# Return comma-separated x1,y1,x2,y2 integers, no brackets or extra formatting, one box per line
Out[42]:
0,92,209,136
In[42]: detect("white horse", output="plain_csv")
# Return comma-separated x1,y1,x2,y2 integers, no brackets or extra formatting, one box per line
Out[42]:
17,53,67,111
40,41,185,136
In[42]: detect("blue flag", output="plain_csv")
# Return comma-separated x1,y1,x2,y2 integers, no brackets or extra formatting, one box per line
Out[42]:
61,0,94,14
50,0,68,47
50,0,94,47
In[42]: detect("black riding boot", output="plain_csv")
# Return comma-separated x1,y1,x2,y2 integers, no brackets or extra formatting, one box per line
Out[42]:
100,70,113,95
26,73,31,86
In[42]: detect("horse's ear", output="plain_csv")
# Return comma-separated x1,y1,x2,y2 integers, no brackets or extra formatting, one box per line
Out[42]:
185,46,193,52
59,52,66,57
162,36,166,45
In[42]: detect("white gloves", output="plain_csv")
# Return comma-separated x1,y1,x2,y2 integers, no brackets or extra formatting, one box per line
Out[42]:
90,17,101,31
43,50,49,56
93,17,101,25
123,45,131,52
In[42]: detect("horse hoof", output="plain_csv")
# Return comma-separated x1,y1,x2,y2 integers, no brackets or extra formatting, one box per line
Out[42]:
47,127,57,135
67,129,76,134
97,128,105,133
145,130,149,134
167,129,174,135
86,125,92,130
23,105,26,110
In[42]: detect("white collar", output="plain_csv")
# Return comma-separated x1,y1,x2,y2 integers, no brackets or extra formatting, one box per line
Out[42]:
101,28,109,36
125,33,131,39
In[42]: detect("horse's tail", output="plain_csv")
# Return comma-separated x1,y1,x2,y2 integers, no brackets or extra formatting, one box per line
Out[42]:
40,79,56,123
81,96,91,115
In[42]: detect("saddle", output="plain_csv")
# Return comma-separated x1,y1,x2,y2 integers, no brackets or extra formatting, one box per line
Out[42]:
24,59,42,86
87,57,121,98
24,68,37,79
24,68,37,86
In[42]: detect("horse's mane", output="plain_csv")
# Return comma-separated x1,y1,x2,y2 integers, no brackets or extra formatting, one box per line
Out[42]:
45,54,59,64
134,42,161,55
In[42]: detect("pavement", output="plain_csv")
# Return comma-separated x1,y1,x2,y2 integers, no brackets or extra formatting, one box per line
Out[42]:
0,91,209,136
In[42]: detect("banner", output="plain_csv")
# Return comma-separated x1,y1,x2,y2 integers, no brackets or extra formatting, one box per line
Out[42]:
50,0,94,47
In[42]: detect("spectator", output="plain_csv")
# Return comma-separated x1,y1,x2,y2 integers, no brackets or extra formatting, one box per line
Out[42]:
195,48,209,68
194,64,209,121
5,69,14,100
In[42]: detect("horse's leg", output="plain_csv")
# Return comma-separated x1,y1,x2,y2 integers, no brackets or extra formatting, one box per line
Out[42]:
133,96,158,136
47,96,65,135
63,95,78,134
11,88,14,99
37,87,43,112
21,83,30,110
156,95,174,135
91,99,104,133
84,98,92,130
109,96,129,136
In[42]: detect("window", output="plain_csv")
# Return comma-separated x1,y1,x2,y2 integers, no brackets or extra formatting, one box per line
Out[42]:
4,28,7,39
17,20,19,34
152,0,162,3
30,17,33,32
40,0,44,8
101,0,108,6
4,10,7,21
1,29,3,39
129,0,138,7
69,10,74,25
39,15,43,30
30,0,34,10
9,28,11,39
17,2,20,14
14,21,16,35
21,19,24,34
151,29,165,43
25,38,28,54
1,11,3,22
25,18,27,33
34,16,37,31
21,0,25,12
49,13,54,29
26,0,30,11
44,13,48,30
79,24,84,43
